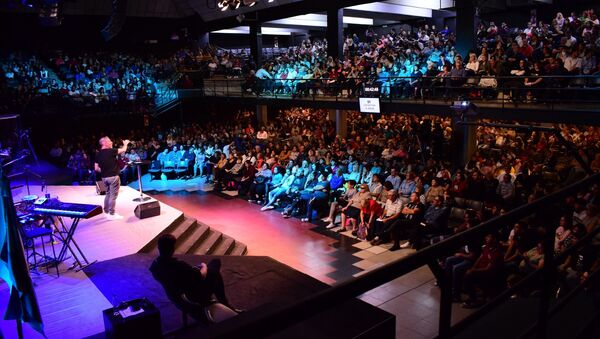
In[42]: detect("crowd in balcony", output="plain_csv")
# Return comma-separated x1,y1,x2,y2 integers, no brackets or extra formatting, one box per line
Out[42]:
0,50,179,112
229,8,600,102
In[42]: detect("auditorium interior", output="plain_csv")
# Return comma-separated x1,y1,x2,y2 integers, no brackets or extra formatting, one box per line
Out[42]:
1,0,600,338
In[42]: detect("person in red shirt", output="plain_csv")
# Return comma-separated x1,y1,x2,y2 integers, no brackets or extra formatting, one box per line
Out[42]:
462,233,504,308
359,198,383,238
519,37,534,59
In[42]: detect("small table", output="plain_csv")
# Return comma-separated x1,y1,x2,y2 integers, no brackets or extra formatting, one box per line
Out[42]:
132,160,152,202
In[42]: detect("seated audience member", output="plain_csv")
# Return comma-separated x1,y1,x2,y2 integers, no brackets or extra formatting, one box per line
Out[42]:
328,168,346,200
371,190,404,245
444,227,482,302
385,168,402,191
462,233,505,308
238,160,257,196
368,173,384,201
392,192,425,250
338,183,371,232
559,225,598,293
424,178,445,204
150,234,240,322
496,173,515,205
248,163,272,203
261,167,296,211
399,172,417,197
301,172,331,222
405,195,450,249
264,166,283,199
324,180,357,228
359,197,383,240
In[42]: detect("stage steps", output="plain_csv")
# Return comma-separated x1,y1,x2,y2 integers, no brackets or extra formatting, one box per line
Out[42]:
138,215,248,256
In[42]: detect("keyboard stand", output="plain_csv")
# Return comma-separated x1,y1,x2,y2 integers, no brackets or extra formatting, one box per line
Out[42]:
53,216,97,272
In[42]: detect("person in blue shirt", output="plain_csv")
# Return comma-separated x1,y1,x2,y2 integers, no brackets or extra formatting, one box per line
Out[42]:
385,168,401,191
399,172,417,197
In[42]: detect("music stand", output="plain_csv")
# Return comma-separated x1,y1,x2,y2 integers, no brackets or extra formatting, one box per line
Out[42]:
132,160,151,202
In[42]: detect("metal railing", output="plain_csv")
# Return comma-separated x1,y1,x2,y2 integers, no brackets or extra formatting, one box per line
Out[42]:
185,74,600,109
206,173,600,339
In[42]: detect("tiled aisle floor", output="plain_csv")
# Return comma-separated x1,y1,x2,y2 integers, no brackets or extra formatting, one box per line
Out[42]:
152,189,474,338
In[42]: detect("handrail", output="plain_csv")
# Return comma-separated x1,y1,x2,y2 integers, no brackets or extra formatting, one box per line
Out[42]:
210,173,600,339
192,74,600,108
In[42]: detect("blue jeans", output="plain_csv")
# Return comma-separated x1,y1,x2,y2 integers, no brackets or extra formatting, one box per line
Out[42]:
445,255,473,297
102,175,120,214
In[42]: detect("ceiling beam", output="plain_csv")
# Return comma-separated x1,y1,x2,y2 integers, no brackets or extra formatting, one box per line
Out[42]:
201,0,382,33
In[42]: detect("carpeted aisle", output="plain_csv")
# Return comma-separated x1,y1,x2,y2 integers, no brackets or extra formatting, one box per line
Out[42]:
83,253,329,334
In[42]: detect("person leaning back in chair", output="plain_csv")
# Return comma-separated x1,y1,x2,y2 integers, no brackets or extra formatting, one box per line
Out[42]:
149,234,241,324
95,136,130,220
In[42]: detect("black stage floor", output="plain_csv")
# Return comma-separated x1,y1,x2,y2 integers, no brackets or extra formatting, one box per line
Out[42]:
83,254,395,338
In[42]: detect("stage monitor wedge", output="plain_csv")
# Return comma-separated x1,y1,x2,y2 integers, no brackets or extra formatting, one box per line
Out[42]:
134,201,160,219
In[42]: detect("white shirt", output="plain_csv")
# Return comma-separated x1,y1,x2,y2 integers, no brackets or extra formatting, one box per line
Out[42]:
383,198,403,218
256,131,268,140
563,56,582,72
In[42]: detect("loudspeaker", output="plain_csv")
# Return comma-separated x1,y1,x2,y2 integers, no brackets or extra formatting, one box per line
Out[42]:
134,201,160,219
96,181,107,195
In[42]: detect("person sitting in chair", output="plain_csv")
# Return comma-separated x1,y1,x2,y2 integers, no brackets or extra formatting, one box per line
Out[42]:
149,234,240,323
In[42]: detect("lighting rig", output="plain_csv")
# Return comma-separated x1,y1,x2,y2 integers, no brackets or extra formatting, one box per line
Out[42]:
218,0,274,12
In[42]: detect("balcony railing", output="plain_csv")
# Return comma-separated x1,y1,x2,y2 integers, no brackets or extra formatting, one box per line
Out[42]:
206,173,600,338
182,74,600,110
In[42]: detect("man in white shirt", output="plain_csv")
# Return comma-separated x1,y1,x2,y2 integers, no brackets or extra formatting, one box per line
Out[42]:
371,190,403,245
563,50,582,74
256,127,269,141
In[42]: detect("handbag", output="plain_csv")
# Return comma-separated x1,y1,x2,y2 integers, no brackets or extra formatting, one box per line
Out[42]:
356,223,368,241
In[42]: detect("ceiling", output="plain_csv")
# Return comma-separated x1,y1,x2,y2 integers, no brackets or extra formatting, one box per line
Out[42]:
3,0,457,35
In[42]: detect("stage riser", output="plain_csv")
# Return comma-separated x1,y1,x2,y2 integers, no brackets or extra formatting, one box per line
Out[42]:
138,215,248,256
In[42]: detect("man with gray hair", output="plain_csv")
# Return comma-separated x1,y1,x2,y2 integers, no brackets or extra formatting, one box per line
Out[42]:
95,136,130,219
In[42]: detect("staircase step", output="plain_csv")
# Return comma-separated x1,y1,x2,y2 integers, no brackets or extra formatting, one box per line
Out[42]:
179,223,211,255
137,214,185,253
144,216,196,255
191,230,223,255
229,242,248,256
210,235,235,256
170,217,198,240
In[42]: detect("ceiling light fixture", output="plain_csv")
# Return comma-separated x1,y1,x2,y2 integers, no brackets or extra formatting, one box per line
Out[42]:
217,0,272,11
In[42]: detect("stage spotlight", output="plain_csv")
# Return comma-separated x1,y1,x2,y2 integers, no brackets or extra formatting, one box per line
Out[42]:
243,0,257,6
235,0,241,9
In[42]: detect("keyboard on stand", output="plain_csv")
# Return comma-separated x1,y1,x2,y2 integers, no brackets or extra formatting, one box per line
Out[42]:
31,200,102,219
26,198,102,271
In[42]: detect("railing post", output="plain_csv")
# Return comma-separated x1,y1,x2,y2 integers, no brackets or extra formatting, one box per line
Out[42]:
536,226,555,339
438,270,453,338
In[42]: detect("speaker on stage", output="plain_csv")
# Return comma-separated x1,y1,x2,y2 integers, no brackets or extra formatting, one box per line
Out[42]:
134,201,160,219
96,181,107,195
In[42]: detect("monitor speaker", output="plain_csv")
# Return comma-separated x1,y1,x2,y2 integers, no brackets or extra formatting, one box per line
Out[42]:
96,181,107,195
134,201,160,219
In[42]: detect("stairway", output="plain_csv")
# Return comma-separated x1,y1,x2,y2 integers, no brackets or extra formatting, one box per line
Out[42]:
153,83,180,117
138,215,248,256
